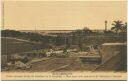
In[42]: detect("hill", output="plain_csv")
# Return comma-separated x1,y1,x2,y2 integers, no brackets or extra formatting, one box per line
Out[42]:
1,37,50,55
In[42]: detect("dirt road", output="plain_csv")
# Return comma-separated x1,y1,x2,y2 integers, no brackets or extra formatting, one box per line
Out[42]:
25,57,99,72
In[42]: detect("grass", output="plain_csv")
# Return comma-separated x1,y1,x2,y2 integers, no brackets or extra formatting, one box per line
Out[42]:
1,37,49,55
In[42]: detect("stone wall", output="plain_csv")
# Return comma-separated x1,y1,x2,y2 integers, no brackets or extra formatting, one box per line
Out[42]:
101,43,127,64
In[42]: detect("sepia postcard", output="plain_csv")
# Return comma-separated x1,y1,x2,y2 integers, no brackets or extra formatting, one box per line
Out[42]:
1,0,127,80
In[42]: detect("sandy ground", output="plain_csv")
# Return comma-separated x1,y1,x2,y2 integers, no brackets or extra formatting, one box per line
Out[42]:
7,57,99,72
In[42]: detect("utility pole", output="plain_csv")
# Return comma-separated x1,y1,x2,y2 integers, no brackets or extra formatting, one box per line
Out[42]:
105,20,107,31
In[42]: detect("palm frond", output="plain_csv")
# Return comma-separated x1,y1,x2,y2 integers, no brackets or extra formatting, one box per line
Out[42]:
111,27,115,30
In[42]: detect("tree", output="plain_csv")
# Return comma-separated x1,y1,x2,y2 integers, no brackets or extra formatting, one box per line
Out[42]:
111,20,123,34
121,22,127,33
83,27,92,35
104,30,114,35
74,29,83,36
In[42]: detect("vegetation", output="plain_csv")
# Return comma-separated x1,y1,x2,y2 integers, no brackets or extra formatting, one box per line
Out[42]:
1,29,56,44
121,22,127,33
1,20,127,47
70,20,127,36
83,27,92,35
71,27,93,36
111,20,127,34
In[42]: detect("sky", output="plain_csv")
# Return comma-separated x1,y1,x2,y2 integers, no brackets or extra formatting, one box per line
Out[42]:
3,1,127,30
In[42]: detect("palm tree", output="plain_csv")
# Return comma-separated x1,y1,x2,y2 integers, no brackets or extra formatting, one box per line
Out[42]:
111,20,123,34
121,22,127,33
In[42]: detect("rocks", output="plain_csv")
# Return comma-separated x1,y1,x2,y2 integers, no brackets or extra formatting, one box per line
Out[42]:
15,61,31,69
